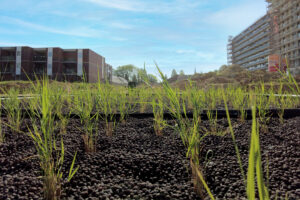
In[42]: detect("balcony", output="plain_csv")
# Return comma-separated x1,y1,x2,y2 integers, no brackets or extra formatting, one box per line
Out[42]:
234,31,269,52
235,44,269,61
0,56,15,61
234,37,269,57
234,23,269,46
63,58,77,63
33,55,47,62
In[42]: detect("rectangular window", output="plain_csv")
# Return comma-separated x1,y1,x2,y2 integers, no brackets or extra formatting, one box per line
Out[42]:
0,63,14,73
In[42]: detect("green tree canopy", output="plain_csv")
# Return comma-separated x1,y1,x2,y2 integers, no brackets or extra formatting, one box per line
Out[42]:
113,64,137,81
147,74,158,84
171,69,177,77
113,64,157,84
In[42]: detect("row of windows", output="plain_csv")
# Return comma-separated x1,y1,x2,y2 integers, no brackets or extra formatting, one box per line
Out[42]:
233,23,269,48
233,16,268,42
235,43,269,61
234,37,269,57
235,49,270,65
233,30,269,52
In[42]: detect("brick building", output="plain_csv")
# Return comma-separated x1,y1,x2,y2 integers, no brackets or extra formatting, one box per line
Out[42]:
0,46,112,83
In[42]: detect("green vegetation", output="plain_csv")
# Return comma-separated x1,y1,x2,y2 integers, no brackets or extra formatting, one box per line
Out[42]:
0,65,299,200
73,81,98,152
113,64,158,84
28,79,78,200
152,89,166,136
0,98,3,144
3,88,23,133
96,80,117,137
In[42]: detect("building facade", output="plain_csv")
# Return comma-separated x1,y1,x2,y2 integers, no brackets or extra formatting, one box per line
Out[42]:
267,0,300,74
0,46,113,83
228,0,300,74
228,14,271,71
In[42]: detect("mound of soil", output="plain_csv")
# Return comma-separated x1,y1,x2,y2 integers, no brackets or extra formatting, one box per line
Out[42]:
0,117,299,199
169,67,300,90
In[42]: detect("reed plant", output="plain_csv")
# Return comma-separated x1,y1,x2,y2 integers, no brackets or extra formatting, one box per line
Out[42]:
138,86,151,113
151,92,166,136
96,80,116,137
182,88,193,110
205,88,219,134
73,82,98,152
117,88,132,124
53,88,72,135
222,89,246,185
276,93,292,124
256,83,271,133
231,88,248,122
247,95,270,200
0,98,3,143
223,89,270,199
127,86,139,113
156,65,214,199
3,88,23,133
28,78,78,200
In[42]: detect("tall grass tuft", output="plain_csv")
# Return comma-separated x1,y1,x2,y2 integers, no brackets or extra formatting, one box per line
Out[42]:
0,98,3,143
52,86,71,135
28,78,78,200
151,90,166,136
3,88,23,133
156,64,214,199
97,80,116,137
222,89,246,185
73,81,98,152
247,95,270,200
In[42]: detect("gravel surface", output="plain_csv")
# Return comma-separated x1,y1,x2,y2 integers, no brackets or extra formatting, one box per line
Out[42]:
0,117,299,199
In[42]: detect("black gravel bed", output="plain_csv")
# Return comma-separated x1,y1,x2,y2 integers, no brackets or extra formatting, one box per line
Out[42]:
0,117,299,199
200,117,300,199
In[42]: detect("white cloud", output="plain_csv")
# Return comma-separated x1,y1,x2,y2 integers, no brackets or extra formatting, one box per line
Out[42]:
0,16,104,38
84,0,143,12
109,22,133,30
83,0,202,13
176,50,214,60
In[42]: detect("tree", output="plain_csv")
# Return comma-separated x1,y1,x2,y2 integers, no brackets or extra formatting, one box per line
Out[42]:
132,74,137,83
148,74,158,84
124,73,129,81
114,64,138,82
171,69,177,78
179,70,185,75
113,64,158,85
219,65,228,72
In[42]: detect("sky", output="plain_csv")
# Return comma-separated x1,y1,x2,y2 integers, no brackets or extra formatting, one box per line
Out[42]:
0,0,268,77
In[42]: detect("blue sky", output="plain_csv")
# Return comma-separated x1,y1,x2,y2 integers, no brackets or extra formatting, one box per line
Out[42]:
0,0,268,77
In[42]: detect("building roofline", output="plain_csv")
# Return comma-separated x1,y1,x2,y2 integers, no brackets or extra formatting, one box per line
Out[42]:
233,13,269,41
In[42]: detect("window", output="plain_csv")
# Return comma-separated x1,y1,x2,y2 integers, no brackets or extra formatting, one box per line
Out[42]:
0,63,14,73
64,64,76,74
33,64,46,74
